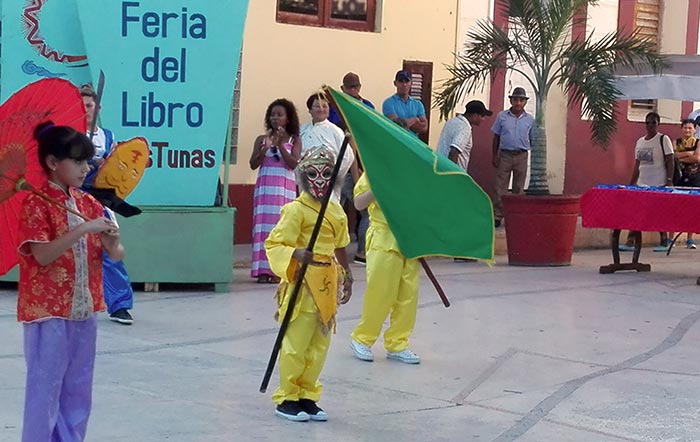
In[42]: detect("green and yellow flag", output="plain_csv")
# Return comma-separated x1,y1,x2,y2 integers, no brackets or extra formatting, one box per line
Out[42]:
327,87,494,261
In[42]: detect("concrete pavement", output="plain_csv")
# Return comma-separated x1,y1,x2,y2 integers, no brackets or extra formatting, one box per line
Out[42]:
1,246,699,441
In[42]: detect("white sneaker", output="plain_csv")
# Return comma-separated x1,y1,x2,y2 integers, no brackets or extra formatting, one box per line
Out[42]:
350,340,374,361
387,349,421,364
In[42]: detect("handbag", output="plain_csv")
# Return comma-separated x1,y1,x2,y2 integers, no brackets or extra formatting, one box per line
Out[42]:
669,136,684,185
678,166,700,187
673,156,684,186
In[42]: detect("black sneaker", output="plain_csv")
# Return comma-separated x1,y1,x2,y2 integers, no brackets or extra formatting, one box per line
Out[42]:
299,399,328,421
494,219,502,228
109,309,134,325
275,400,310,422
353,255,366,265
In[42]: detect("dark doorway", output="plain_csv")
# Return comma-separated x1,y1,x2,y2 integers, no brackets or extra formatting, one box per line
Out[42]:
402,60,433,144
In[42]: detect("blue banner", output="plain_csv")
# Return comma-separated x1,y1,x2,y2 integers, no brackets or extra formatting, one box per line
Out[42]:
1,0,91,99
76,0,249,206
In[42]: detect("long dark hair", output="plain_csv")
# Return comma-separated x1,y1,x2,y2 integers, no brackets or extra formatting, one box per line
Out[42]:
264,98,300,137
33,121,94,173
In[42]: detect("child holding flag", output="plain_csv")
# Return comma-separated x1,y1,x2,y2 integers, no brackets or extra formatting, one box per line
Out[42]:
349,173,421,364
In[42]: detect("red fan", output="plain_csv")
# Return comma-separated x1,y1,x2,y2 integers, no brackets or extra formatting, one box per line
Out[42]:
0,78,87,275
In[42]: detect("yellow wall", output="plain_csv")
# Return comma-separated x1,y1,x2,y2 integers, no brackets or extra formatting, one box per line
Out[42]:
544,77,568,194
455,0,493,106
230,0,461,185
587,0,619,41
658,0,688,123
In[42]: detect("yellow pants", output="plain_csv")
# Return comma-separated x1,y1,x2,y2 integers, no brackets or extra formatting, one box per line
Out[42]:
351,247,419,352
272,292,330,404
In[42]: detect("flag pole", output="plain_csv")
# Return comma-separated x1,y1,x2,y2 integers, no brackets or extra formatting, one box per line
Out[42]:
259,130,351,394
325,87,451,309
418,258,450,307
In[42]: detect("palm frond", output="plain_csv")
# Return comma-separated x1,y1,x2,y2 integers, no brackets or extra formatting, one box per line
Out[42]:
435,53,502,120
435,16,541,119
507,0,545,67
560,29,664,145
566,69,619,147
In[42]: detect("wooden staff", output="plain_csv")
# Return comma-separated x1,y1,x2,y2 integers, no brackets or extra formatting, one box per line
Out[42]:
16,178,89,220
259,134,351,393
88,70,105,141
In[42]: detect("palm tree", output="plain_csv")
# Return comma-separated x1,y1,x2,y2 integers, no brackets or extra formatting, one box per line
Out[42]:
435,0,664,195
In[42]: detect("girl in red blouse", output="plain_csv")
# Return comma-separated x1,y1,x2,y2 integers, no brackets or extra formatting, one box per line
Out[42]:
18,121,125,442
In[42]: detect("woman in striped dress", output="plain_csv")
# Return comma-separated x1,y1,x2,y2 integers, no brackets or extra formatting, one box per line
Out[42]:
249,99,302,283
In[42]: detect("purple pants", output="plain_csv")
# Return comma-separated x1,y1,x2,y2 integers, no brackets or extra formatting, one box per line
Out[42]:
22,316,97,442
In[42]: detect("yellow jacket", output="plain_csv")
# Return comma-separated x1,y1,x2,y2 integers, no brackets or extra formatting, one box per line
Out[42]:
354,173,403,254
265,192,350,330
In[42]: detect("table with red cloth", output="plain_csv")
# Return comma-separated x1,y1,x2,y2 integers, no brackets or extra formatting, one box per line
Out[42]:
581,185,700,274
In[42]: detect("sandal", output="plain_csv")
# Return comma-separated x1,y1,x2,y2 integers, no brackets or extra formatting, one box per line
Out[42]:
257,275,271,284
269,276,281,284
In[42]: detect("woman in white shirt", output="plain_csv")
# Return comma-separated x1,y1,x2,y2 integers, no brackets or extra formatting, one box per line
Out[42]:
299,93,354,202
620,112,674,252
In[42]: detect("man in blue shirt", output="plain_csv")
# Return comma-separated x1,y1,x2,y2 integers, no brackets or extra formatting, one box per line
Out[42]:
491,87,535,227
382,70,428,137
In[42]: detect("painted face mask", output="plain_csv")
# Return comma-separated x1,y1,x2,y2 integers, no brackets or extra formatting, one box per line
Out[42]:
305,162,333,200
296,145,336,201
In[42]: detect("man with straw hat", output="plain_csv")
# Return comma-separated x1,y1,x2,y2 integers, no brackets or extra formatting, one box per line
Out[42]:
491,86,535,228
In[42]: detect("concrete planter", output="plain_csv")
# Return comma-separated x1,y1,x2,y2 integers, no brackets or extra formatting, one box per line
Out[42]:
502,194,581,266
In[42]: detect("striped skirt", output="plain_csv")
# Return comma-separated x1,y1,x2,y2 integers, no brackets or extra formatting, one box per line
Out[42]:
251,159,296,278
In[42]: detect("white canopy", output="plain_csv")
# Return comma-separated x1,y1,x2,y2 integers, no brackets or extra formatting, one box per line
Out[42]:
613,54,700,101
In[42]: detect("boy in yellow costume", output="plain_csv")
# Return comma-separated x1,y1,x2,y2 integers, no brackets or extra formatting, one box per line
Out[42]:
265,145,353,422
350,173,421,364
